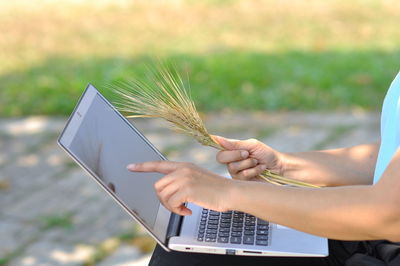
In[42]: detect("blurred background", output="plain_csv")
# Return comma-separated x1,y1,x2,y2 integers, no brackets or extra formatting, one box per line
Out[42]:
0,0,398,265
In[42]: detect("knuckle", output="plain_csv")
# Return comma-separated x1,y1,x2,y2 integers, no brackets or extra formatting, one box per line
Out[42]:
242,168,254,177
241,169,249,177
227,164,237,174
246,138,258,145
180,166,192,175
153,182,159,191
216,151,224,162
154,160,163,169
184,162,196,170
236,172,247,180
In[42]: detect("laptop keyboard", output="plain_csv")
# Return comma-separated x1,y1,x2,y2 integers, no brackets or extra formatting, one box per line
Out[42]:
197,208,269,246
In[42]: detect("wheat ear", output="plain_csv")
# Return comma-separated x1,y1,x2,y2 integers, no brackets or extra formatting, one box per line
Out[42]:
108,64,320,188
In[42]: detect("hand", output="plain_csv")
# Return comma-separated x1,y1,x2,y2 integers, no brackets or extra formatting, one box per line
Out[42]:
214,136,285,181
127,161,236,216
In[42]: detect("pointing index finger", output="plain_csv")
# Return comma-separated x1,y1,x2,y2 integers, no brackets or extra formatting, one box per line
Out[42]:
127,161,182,174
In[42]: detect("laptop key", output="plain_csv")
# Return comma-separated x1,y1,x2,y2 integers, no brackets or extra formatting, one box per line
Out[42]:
206,229,217,234
207,224,218,229
257,225,268,230
208,220,219,225
197,237,204,241
220,222,230,228
231,232,242,237
218,232,229,237
218,237,229,243
256,240,268,246
230,237,241,244
219,227,230,232
243,236,254,245
256,235,268,240
256,230,268,235
257,219,268,225
205,238,216,242
244,230,255,235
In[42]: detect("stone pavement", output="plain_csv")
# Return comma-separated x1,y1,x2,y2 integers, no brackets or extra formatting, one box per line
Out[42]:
0,111,380,265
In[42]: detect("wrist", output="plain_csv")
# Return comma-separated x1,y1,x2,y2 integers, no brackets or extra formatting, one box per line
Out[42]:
278,152,304,181
227,179,273,213
226,179,254,211
276,151,289,176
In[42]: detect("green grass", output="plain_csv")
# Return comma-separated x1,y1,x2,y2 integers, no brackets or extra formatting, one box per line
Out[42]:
0,0,399,116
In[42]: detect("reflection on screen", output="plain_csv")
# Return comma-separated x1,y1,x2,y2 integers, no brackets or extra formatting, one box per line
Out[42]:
68,94,163,228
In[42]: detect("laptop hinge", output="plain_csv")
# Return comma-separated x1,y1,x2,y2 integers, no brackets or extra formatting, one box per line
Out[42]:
166,212,184,239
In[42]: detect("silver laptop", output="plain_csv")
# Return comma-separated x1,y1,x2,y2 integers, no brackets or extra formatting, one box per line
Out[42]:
58,84,328,257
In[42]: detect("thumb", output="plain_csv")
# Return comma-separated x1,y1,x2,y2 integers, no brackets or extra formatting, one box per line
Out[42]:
212,135,243,150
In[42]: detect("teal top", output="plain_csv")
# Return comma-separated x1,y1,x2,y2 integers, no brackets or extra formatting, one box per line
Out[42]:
373,71,400,184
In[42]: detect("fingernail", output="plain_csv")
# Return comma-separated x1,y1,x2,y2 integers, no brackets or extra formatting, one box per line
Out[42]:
241,150,249,158
127,164,136,170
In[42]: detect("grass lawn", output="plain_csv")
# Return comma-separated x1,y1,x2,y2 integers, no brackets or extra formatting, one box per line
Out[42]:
1,0,399,116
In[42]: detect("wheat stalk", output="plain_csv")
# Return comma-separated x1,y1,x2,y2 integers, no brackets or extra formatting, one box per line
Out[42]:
108,64,320,188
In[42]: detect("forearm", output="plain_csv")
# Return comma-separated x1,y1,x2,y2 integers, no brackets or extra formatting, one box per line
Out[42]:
281,143,380,186
231,180,397,241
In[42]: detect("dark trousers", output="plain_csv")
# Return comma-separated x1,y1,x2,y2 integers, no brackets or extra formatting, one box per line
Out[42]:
148,240,364,266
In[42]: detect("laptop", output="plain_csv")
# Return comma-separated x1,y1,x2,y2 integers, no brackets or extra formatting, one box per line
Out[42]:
58,84,328,256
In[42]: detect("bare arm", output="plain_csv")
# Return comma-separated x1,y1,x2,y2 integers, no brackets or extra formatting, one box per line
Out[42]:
214,136,380,187
129,148,400,241
282,143,380,186
231,148,400,242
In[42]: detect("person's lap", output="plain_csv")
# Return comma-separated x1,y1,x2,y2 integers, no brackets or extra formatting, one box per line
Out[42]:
148,240,363,266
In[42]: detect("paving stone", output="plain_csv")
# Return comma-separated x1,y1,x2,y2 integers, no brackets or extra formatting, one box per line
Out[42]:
9,240,96,266
205,111,378,129
322,125,380,150
0,133,53,169
0,113,381,265
0,217,40,257
97,245,141,266
0,117,64,136
260,125,331,152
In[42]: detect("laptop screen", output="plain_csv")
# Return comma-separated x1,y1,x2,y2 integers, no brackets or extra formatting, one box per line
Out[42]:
58,85,171,244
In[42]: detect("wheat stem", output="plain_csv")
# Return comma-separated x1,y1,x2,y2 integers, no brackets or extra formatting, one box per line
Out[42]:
108,63,320,189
